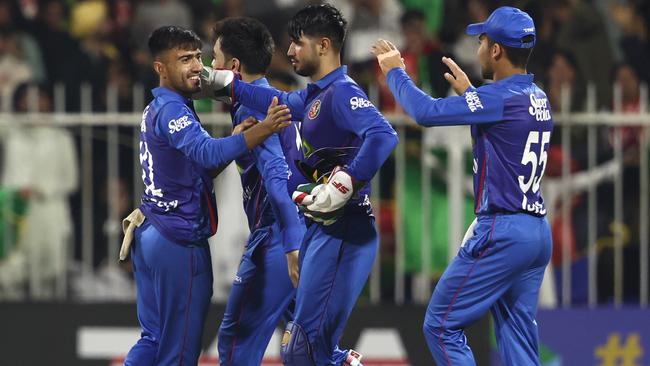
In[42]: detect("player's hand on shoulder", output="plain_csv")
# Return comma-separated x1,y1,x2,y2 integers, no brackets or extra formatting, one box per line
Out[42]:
442,57,473,95
259,96,292,134
232,116,258,135
371,39,405,76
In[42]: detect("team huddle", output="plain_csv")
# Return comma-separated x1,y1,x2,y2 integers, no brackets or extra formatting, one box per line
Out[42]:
123,3,553,366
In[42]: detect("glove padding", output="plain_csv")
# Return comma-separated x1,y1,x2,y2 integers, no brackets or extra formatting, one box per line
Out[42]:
292,167,355,225
193,66,235,103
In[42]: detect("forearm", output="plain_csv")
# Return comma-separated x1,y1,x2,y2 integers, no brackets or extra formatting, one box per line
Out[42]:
266,170,304,253
347,131,399,182
234,79,304,117
181,133,248,168
234,79,283,114
242,122,275,150
387,68,449,126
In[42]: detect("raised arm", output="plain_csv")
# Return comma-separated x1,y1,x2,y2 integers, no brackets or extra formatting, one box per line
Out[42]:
234,79,307,121
372,39,504,126
197,67,307,120
386,68,505,126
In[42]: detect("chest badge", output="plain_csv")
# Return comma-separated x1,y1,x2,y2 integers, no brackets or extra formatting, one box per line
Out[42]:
308,99,321,120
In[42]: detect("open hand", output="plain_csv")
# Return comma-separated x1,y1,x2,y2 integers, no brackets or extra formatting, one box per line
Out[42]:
442,56,473,95
260,96,292,134
371,39,405,76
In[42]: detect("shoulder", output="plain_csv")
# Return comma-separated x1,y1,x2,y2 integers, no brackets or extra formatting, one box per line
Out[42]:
157,99,192,117
153,100,196,135
330,78,374,111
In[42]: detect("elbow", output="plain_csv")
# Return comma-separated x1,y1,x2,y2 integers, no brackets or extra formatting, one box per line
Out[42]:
388,131,399,150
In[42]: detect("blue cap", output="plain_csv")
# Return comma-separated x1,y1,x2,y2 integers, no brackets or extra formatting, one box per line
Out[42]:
466,6,536,49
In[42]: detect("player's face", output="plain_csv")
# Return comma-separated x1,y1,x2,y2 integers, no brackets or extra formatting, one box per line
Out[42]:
287,34,319,77
156,47,203,97
211,38,238,72
477,34,494,80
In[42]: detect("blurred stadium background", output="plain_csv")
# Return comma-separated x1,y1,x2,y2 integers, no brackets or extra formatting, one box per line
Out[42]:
1,0,649,365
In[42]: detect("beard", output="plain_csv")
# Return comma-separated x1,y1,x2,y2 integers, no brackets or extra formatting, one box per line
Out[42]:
481,64,493,80
294,58,319,77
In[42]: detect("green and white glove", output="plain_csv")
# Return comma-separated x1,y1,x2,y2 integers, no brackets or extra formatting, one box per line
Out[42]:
292,167,356,225
193,66,235,103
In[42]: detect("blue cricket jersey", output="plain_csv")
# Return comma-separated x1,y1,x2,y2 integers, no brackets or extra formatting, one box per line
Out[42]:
387,69,553,216
139,87,248,244
232,77,304,252
233,66,398,216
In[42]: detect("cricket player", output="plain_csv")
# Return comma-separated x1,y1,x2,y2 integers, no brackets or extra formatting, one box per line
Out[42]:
200,4,398,365
124,25,291,366
205,17,306,365
373,6,553,366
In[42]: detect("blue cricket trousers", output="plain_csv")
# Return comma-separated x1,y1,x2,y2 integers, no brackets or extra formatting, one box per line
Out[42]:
424,213,552,366
125,220,213,366
294,213,377,365
218,224,296,365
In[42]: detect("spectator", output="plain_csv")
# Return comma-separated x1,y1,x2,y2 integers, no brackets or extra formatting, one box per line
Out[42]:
546,50,585,113
610,1,650,83
450,0,490,83
0,0,45,82
330,0,404,65
1,83,78,299
376,9,449,111
31,0,89,111
554,0,614,109
0,28,33,111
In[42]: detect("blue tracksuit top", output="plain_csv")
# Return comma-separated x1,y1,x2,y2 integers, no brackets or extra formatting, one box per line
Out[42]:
233,66,399,216
387,68,554,216
232,77,304,252
139,86,248,244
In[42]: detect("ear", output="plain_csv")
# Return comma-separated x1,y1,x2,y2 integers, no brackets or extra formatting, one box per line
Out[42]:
230,57,241,72
318,37,332,55
492,43,504,61
153,60,165,78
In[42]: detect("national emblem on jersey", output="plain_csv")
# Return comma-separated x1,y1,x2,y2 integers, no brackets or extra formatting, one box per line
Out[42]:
308,99,321,120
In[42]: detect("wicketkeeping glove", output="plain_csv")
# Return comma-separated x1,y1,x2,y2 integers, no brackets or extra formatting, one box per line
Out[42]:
292,167,356,225
193,66,235,103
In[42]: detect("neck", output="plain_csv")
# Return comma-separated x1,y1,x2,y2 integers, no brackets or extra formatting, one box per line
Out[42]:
493,63,527,81
160,80,190,99
241,72,264,83
311,55,341,82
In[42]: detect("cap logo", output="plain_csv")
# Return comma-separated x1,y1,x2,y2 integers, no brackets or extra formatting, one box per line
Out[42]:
523,27,534,32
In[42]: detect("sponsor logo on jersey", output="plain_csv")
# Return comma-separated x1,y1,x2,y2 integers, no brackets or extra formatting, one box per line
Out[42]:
308,99,321,119
350,96,373,110
168,115,192,134
140,106,150,132
529,94,551,121
465,91,484,112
